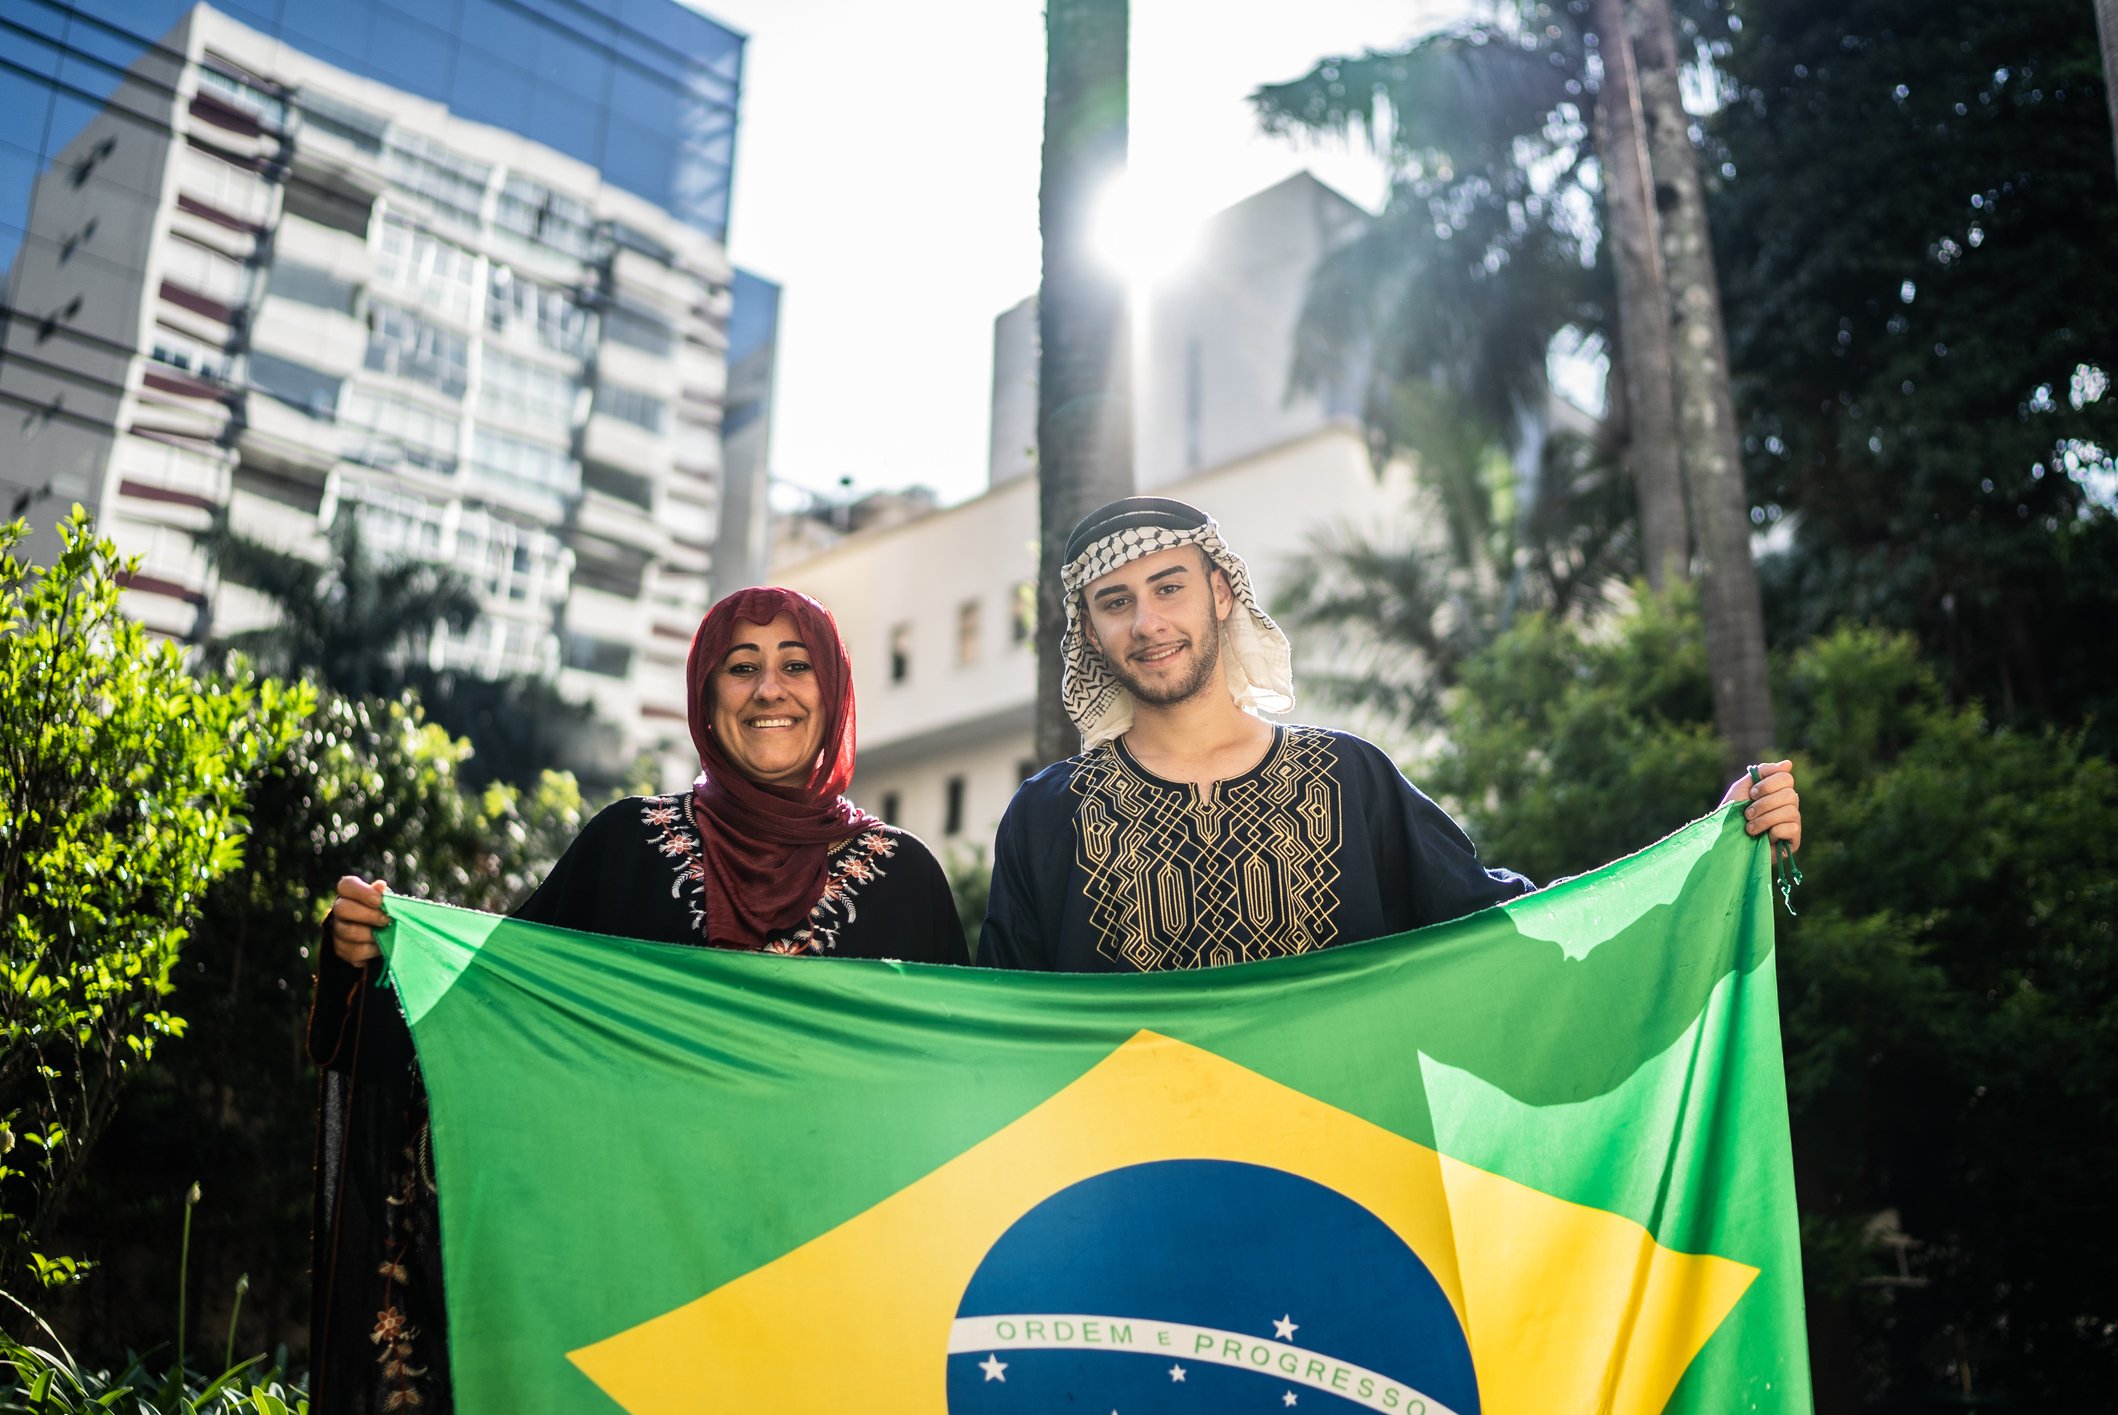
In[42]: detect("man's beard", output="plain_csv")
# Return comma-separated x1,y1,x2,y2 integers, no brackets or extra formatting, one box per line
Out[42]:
1107,624,1223,707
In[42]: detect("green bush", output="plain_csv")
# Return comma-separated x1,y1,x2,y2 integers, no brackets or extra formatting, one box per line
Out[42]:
1421,589,2118,1404
49,697,592,1354
0,1328,305,1414
0,511,309,1293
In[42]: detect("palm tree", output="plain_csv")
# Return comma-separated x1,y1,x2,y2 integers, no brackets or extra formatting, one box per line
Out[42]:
1258,2,1774,767
202,512,478,700
1254,21,1597,472
1624,0,1774,766
1590,0,1687,588
1035,0,1135,766
2097,0,2118,184
1277,394,1635,729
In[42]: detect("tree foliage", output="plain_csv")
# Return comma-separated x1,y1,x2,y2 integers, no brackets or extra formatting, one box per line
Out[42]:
45,694,592,1355
208,513,624,790
204,514,477,704
1275,415,1636,728
1695,0,2118,739
1252,10,1602,467
0,511,309,1293
1426,592,2118,1407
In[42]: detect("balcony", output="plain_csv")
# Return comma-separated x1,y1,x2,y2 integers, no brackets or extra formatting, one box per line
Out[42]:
594,339,679,399
570,486,669,561
237,394,342,480
609,246,699,319
250,296,365,375
580,410,672,484
272,212,372,281
562,582,644,647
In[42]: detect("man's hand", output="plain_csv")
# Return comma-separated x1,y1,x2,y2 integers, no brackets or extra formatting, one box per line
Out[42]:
1722,759,1802,853
329,876,392,966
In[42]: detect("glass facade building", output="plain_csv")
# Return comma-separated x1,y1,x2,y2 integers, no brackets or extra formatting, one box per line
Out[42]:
2,0,742,263
0,0,767,780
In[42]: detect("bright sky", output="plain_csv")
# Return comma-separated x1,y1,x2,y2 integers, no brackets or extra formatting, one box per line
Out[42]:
691,1,1468,508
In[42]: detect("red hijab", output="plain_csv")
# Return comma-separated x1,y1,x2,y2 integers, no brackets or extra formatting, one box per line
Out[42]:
685,587,880,950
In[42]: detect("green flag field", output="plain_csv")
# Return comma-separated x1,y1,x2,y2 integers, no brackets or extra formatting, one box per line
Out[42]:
379,802,1809,1414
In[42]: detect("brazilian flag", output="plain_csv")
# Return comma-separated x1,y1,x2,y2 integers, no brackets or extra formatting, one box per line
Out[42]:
380,805,1809,1413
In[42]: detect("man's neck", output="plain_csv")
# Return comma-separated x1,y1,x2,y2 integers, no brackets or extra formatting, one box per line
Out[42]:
1119,685,1275,788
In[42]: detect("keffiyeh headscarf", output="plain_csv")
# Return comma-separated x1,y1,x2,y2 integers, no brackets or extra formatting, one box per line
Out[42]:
1060,497,1295,750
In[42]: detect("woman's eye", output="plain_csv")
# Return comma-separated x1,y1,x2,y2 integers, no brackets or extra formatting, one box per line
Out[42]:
726,662,755,675
785,660,812,674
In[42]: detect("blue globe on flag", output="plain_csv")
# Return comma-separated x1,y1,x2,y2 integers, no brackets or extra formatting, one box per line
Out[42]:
946,1159,1481,1413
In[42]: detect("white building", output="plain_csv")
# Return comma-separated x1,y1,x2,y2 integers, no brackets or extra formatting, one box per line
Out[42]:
776,174,1429,859
0,5,746,782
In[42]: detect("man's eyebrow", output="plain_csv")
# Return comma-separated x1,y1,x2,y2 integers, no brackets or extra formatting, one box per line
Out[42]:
1092,562,1191,603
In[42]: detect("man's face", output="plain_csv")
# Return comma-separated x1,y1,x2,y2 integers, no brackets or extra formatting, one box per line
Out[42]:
1082,545,1234,708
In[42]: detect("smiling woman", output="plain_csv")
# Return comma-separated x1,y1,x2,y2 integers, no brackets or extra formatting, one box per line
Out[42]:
710,611,827,785
305,585,967,1412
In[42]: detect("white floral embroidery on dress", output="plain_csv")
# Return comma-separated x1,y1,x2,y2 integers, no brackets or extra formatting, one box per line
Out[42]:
639,796,896,953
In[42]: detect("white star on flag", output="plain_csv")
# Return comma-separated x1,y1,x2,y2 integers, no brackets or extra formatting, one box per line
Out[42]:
1168,1364,1187,1382
978,1353,1007,1382
1283,1393,1300,1408
1273,1314,1300,1340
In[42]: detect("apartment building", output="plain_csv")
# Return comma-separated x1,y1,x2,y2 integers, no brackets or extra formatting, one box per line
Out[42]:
0,1,763,781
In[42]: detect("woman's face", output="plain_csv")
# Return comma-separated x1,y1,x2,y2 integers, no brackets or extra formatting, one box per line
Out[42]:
710,613,828,786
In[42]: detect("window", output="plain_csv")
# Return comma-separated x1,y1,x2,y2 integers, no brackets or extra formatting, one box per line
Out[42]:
878,791,901,825
177,148,270,224
956,598,981,666
448,508,567,611
889,623,911,683
469,425,580,501
563,633,633,678
267,259,357,314
336,482,449,560
248,351,340,416
480,351,580,435
603,303,675,356
365,302,467,397
162,238,250,308
487,266,595,358
342,388,459,473
375,216,480,323
594,383,666,434
299,92,386,155
440,615,555,678
1184,336,1204,470
150,330,233,383
494,174,598,260
382,132,490,231
282,177,371,236
584,461,654,509
943,776,965,837
1012,580,1035,644
198,64,286,129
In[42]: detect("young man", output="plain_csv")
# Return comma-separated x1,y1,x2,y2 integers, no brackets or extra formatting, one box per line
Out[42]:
979,496,1802,972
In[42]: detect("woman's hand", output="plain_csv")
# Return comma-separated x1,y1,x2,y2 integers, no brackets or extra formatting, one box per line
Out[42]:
329,876,392,966
1721,759,1802,853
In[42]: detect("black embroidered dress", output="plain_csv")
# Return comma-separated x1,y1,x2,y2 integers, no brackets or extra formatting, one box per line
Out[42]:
307,795,965,1413
979,724,1534,973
